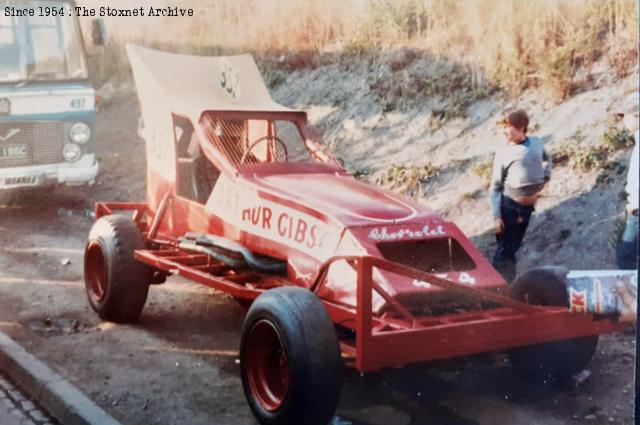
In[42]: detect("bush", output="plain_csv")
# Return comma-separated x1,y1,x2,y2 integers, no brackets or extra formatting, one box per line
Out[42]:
551,126,634,172
472,158,494,188
551,143,575,166
375,162,439,197
552,130,587,165
571,145,610,171
368,55,495,114
601,126,635,151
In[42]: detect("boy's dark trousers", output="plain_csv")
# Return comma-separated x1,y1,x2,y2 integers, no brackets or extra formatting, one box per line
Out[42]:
492,195,534,283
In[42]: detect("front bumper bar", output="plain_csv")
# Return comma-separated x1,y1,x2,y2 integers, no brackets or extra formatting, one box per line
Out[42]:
0,154,99,189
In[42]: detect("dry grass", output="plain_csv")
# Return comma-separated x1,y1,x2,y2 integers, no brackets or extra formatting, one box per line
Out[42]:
87,0,638,106
88,0,639,98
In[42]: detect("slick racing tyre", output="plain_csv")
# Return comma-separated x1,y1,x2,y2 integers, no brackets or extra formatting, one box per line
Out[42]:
508,267,599,382
240,287,343,425
84,214,153,323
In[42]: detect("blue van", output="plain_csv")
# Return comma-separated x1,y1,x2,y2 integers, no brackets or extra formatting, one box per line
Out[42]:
0,0,102,189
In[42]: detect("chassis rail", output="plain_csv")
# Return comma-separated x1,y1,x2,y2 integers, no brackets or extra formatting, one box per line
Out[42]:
95,201,625,372
312,255,623,371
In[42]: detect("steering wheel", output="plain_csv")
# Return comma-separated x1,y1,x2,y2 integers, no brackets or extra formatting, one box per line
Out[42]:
240,136,288,164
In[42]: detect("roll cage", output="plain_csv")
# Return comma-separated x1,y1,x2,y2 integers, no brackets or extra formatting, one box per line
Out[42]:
192,111,342,178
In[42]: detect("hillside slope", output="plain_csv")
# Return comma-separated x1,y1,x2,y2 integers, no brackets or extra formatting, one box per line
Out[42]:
270,58,638,272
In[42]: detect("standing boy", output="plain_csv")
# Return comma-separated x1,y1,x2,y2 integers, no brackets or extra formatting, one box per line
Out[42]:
490,109,552,282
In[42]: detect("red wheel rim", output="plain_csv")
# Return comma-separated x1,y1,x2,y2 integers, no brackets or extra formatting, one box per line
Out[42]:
85,242,108,303
244,319,290,412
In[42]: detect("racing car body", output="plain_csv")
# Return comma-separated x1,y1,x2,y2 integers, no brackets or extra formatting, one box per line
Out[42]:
126,45,505,312
84,45,624,425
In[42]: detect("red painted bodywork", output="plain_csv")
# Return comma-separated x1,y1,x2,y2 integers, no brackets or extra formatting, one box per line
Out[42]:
94,109,624,372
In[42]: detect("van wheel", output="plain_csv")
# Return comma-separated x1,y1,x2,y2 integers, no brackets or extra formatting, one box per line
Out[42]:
508,267,598,382
84,215,153,323
240,287,342,425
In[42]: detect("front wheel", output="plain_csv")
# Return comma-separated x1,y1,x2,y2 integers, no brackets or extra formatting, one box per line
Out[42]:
240,287,342,425
84,215,153,323
508,267,599,382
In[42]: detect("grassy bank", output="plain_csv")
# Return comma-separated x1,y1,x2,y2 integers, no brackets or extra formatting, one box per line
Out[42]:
89,0,638,101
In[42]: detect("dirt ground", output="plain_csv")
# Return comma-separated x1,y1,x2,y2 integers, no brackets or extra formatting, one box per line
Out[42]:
0,94,636,425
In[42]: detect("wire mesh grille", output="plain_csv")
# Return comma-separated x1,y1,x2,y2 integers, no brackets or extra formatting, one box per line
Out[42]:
0,121,64,166
200,113,312,168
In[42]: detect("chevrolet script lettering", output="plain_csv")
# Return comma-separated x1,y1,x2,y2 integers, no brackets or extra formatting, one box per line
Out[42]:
0,98,10,115
368,224,446,241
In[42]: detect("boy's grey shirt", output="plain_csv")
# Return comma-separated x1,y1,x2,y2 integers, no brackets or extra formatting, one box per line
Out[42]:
489,136,552,219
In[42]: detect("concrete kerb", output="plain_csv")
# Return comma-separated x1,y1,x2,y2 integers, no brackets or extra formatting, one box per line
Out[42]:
0,331,122,425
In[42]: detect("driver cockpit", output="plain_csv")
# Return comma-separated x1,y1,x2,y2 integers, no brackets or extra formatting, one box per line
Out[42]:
201,113,314,167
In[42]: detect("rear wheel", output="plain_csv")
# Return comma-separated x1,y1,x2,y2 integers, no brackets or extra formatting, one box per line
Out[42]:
84,215,153,323
508,267,599,382
240,287,342,425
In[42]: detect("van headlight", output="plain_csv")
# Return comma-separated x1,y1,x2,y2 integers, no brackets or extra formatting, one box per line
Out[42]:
70,122,91,144
63,143,82,162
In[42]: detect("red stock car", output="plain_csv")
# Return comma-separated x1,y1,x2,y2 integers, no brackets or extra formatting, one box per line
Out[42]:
83,45,623,425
